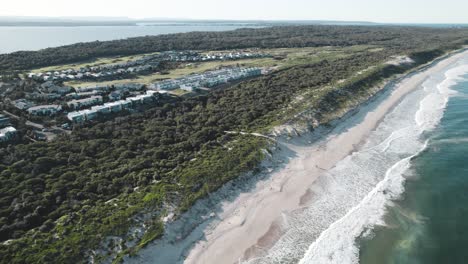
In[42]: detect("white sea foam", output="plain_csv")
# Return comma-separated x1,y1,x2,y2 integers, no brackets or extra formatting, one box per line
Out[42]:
415,65,468,129
292,63,468,264
297,141,428,264
128,54,468,264
252,95,424,264
235,59,468,264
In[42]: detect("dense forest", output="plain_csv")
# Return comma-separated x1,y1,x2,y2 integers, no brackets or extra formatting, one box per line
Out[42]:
1,25,468,263
1,25,468,72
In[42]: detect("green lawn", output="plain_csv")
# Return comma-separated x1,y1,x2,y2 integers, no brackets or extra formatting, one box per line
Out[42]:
63,45,383,88
31,52,160,73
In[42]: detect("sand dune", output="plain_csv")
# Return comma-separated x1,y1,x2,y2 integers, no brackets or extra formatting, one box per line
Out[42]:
183,49,468,264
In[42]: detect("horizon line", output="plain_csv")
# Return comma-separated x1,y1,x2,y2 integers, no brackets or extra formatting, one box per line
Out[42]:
0,16,468,25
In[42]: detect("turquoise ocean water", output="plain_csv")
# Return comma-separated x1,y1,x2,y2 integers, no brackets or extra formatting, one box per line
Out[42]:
297,52,468,264
359,59,468,263
125,53,468,264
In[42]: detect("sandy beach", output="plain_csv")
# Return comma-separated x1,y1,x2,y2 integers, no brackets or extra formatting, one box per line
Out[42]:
181,49,468,264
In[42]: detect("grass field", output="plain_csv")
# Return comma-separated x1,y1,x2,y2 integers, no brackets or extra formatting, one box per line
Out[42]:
56,45,382,88
31,52,160,73
64,58,278,87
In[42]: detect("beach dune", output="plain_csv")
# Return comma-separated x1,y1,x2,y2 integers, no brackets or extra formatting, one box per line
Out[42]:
182,49,468,264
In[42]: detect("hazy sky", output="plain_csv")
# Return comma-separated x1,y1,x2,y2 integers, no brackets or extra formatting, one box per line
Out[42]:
1,0,467,23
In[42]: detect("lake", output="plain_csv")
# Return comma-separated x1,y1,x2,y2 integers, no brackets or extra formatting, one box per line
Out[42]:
0,23,264,54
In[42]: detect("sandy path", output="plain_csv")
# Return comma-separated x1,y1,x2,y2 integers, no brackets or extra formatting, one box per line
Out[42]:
183,50,468,264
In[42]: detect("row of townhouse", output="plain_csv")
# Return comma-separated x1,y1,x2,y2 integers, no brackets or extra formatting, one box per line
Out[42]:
76,85,110,93
29,64,155,82
75,83,145,94
40,81,74,95
159,50,269,62
66,90,103,100
67,96,103,110
27,50,269,82
149,67,263,91
202,51,268,61
27,105,63,116
11,100,62,116
67,91,161,123
25,92,62,101
12,99,36,110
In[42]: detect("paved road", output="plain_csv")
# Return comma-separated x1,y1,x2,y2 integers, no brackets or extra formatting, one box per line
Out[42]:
2,110,20,119
4,110,45,129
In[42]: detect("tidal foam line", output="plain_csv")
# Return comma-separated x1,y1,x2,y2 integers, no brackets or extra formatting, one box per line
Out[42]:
298,141,428,264
298,58,468,264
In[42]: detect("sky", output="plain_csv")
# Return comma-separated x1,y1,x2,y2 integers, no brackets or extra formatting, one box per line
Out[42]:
1,0,467,24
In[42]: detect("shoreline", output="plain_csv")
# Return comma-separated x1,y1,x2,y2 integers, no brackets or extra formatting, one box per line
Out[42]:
182,49,468,264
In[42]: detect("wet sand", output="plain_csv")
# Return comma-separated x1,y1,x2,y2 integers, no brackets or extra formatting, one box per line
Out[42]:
183,49,468,264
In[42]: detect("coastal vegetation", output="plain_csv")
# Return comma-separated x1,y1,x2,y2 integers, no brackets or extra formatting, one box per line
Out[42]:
61,45,379,88
1,25,468,263
1,25,467,73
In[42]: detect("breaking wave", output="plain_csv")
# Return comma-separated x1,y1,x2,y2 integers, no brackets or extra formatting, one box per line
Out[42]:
241,57,468,264
294,62,468,264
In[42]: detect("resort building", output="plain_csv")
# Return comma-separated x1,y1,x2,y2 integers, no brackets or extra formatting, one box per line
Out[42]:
78,85,110,93
180,84,195,92
26,92,61,101
108,91,123,101
67,111,87,123
66,91,102,99
67,96,103,109
27,105,63,116
106,102,123,112
150,80,180,90
91,105,111,114
40,82,74,95
149,67,262,91
12,99,35,110
67,91,161,123
0,126,17,142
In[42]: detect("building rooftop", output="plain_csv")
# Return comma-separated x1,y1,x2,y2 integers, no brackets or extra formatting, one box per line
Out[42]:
28,105,62,111
67,96,103,104
0,126,16,136
104,101,122,107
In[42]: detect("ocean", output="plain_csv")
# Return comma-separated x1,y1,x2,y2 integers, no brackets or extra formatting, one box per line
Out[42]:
0,23,263,54
358,59,468,263
4,21,468,264
123,52,468,264
296,52,468,264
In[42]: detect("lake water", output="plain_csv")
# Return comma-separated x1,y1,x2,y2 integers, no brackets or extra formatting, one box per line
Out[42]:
0,24,263,54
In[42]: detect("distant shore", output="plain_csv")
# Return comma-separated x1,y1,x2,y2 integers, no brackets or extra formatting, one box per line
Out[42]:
179,49,468,264
0,23,265,54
